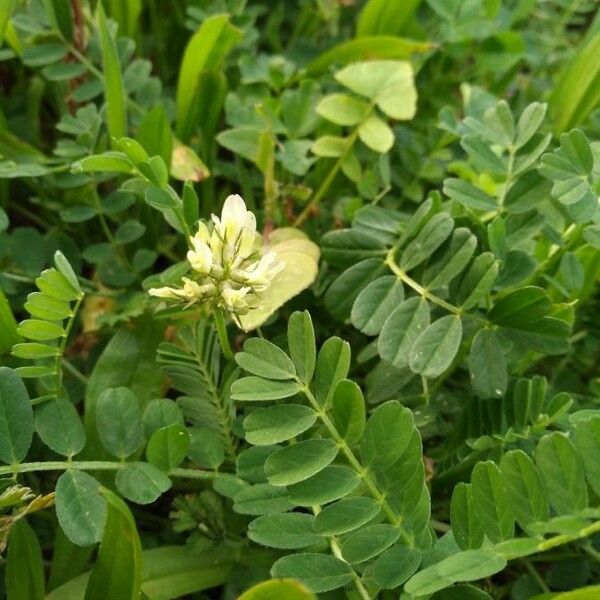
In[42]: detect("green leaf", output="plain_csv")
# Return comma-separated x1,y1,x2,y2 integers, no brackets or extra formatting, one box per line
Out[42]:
6,519,45,600
306,37,431,76
237,579,316,600
288,466,360,506
314,497,380,535
187,426,225,468
573,416,600,497
489,287,551,326
443,178,497,211
144,186,178,210
340,523,399,563
47,545,234,600
17,319,64,341
409,315,462,378
400,212,454,271
451,483,484,550
468,329,507,399
229,445,269,485
423,228,478,290
314,337,351,407
143,398,184,438
243,404,317,446
97,3,127,142
115,462,172,505
84,325,164,460
103,0,142,38
287,310,316,383
265,439,338,486
115,220,146,244
233,483,293,516
0,287,20,354
513,376,546,424
83,490,142,600
271,553,353,594
248,513,322,549
358,114,395,153
471,461,514,542
378,297,430,368
360,401,413,470
325,258,386,320
11,342,58,359
335,60,417,120
549,33,600,132
175,14,241,141
372,544,421,589
311,135,347,158
0,367,33,464
456,252,499,310
500,450,549,529
96,387,143,459
461,136,507,174
321,228,386,268
35,398,85,457
15,365,55,378
281,81,321,138
54,251,82,294
316,93,370,126
22,43,68,67
55,470,107,547
25,291,71,320
182,181,200,227
405,549,506,596
331,379,365,445
231,377,302,401
146,424,190,471
351,275,404,335
137,105,173,168
236,338,297,380
500,317,571,355
515,102,547,148
505,171,551,213
72,152,134,174
535,432,588,514
35,269,80,302
357,0,421,36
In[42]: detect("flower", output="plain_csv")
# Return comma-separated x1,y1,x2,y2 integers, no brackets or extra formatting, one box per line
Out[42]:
148,194,283,320
211,194,257,266
239,251,284,291
187,222,213,275
221,284,252,313
149,278,215,304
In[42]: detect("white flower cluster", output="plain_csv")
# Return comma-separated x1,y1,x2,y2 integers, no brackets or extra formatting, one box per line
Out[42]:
149,195,284,316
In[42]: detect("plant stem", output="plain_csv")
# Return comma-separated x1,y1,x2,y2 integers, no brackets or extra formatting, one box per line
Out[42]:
53,293,84,401
1,461,215,480
522,558,550,593
62,358,89,384
301,385,414,545
294,128,360,227
214,309,234,360
385,248,464,317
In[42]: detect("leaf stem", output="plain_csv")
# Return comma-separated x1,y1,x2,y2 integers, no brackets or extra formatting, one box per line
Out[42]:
2,461,216,480
214,309,234,361
54,293,84,401
385,247,464,316
301,385,414,545
294,128,360,227
522,558,550,593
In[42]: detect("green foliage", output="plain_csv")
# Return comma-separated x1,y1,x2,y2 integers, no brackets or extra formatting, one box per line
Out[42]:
1,1,600,598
